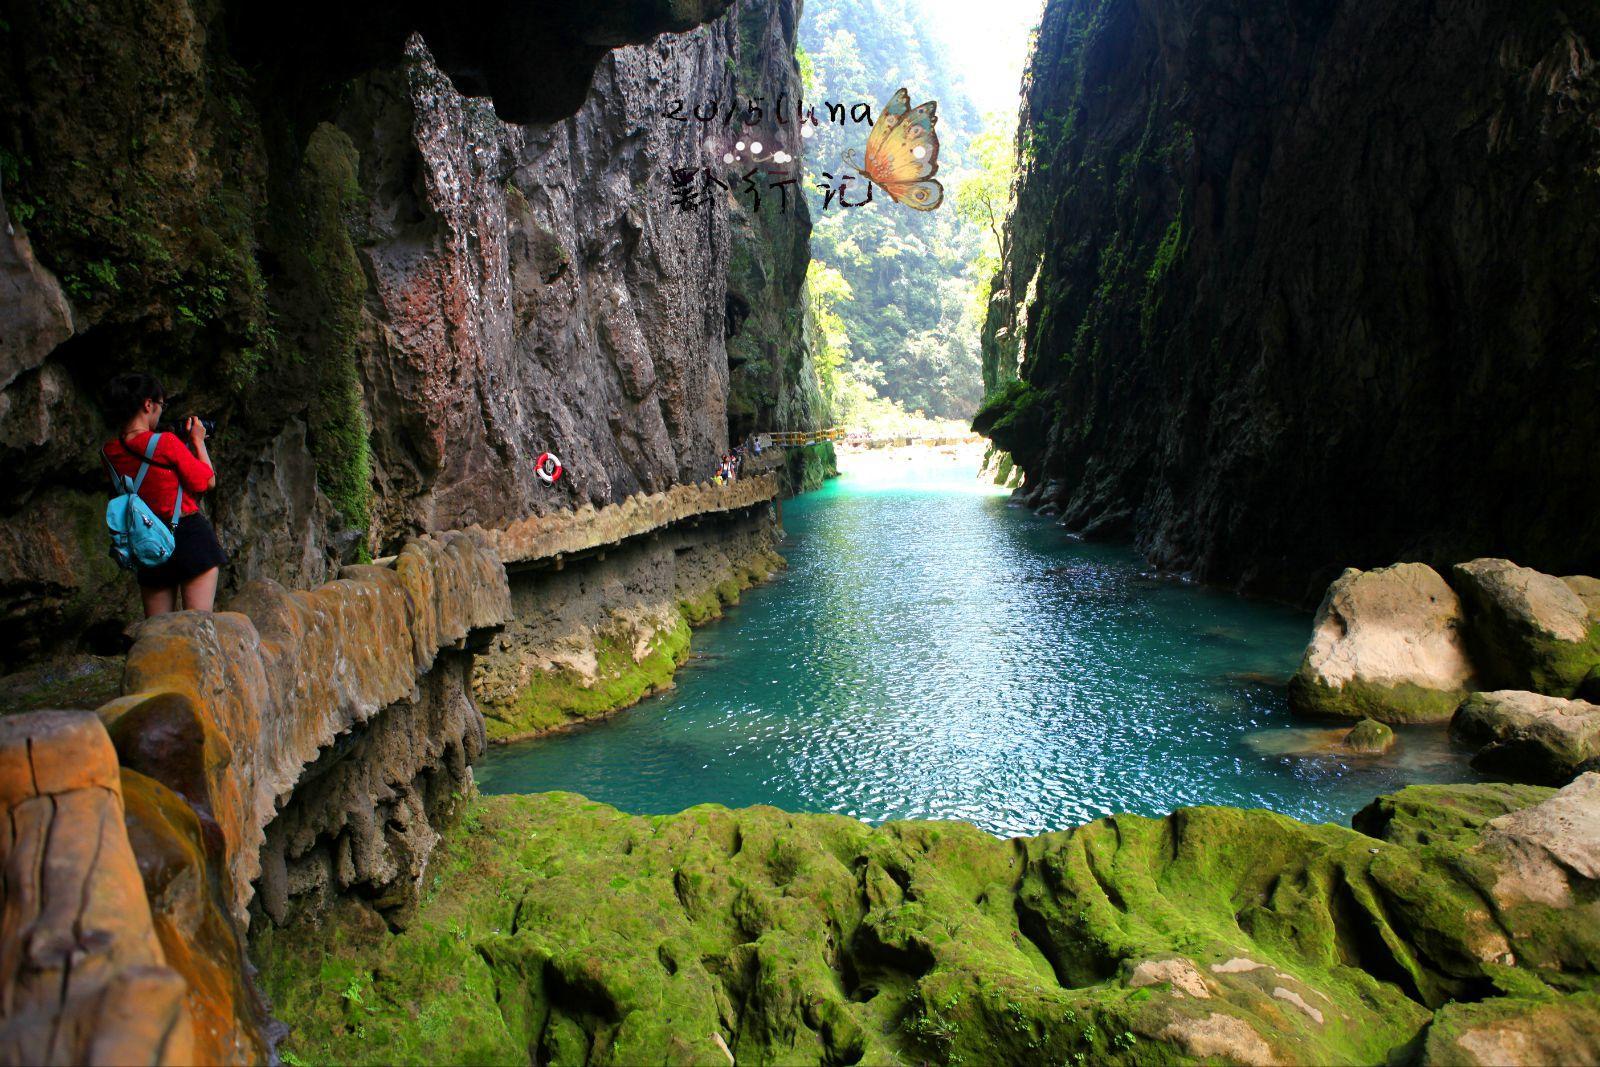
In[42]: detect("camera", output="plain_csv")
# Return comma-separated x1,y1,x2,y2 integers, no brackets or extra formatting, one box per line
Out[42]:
182,416,216,436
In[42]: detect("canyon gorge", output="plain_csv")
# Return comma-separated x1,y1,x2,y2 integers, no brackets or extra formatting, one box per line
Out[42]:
1,0,1598,1064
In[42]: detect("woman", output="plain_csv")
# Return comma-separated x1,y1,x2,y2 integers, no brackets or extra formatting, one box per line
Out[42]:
103,373,227,616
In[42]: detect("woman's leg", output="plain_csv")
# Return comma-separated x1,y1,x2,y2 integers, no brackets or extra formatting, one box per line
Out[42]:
140,585,177,617
179,567,219,612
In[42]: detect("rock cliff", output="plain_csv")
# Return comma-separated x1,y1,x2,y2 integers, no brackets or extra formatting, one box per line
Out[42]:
978,0,1600,604
0,0,819,669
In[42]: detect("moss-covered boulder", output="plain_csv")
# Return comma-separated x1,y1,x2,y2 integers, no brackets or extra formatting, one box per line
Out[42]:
1453,559,1600,697
1342,717,1396,754
258,779,1600,1066
478,613,692,742
1452,690,1600,785
1289,563,1477,722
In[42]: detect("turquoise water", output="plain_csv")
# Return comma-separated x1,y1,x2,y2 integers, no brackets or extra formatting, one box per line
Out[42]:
477,452,1478,835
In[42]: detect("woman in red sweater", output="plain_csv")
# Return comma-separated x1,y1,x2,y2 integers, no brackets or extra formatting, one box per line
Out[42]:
103,373,228,617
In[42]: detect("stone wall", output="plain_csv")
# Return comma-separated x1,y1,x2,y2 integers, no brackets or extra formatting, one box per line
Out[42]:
0,712,196,1066
101,532,510,929
476,503,785,741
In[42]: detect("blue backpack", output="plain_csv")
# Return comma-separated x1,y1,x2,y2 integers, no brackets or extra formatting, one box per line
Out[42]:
103,434,182,570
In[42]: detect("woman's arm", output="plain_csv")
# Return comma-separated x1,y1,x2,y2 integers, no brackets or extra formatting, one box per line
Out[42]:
161,422,216,493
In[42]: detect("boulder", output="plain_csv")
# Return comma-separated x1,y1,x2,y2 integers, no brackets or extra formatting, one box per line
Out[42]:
1475,772,1600,908
1452,691,1600,785
1342,718,1396,754
1422,992,1600,1067
1452,559,1600,696
1289,563,1476,722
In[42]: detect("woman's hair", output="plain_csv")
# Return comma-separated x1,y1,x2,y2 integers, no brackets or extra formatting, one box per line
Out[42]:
105,373,167,423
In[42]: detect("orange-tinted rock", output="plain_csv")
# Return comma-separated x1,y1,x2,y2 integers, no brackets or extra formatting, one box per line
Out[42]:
112,532,509,927
122,769,269,1065
0,711,193,1065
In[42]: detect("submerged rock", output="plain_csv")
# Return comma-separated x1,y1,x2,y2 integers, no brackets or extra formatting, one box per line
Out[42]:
1289,563,1476,722
258,781,1600,1066
1342,717,1396,754
1452,690,1600,785
1453,559,1600,696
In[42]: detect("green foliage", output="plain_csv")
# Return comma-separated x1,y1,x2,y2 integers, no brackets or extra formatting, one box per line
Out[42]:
971,378,1047,440
955,111,1019,322
795,44,817,96
799,0,996,421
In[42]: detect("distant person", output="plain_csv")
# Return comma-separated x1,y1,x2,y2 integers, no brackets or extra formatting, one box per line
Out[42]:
103,373,226,617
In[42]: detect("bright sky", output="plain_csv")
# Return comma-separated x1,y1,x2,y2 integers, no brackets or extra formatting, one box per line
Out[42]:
921,0,1044,117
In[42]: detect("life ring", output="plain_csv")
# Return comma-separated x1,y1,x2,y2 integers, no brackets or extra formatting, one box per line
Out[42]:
535,452,563,484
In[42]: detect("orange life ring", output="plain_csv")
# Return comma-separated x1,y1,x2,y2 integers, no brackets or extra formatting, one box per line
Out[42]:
535,452,563,484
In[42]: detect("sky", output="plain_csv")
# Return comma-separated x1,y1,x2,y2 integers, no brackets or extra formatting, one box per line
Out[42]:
919,0,1044,116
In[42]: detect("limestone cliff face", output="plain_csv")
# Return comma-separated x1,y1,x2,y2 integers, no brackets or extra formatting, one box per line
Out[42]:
725,0,830,440
979,0,1600,605
0,0,814,668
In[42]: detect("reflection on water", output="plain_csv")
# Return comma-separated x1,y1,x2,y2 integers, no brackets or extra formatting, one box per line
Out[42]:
478,451,1481,835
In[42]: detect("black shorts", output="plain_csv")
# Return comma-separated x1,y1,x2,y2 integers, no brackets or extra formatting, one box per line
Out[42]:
136,512,229,589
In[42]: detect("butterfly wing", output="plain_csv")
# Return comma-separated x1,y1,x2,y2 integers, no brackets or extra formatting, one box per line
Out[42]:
862,88,912,176
860,95,944,210
882,178,943,210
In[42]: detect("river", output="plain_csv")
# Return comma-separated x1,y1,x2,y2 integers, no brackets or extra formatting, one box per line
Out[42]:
477,446,1479,834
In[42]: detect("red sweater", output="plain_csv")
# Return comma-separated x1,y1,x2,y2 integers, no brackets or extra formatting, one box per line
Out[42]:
103,431,213,519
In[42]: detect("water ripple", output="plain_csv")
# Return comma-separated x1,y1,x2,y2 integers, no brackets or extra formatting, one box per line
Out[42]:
478,457,1481,834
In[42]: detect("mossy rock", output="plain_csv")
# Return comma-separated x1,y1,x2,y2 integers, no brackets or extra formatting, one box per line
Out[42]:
1420,990,1600,1065
1341,717,1396,754
1289,564,1475,724
0,654,123,714
481,617,690,742
1453,559,1600,697
1287,674,1466,724
257,782,1598,1066
784,442,838,495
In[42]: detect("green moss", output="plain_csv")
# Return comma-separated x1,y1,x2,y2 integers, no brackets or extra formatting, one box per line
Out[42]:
784,442,838,495
483,616,691,742
257,783,1599,1066
677,590,725,627
1526,621,1600,696
297,125,373,534
1287,672,1467,724
0,654,123,714
1342,717,1395,754
971,380,1051,459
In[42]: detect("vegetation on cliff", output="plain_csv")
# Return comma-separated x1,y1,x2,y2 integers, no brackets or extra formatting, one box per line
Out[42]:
257,779,1599,1065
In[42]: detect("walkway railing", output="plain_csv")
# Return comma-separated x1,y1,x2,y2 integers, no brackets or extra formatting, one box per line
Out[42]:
758,427,846,445
754,427,979,448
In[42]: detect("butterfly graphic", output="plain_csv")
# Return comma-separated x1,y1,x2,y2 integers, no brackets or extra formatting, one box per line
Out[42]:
852,88,943,210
